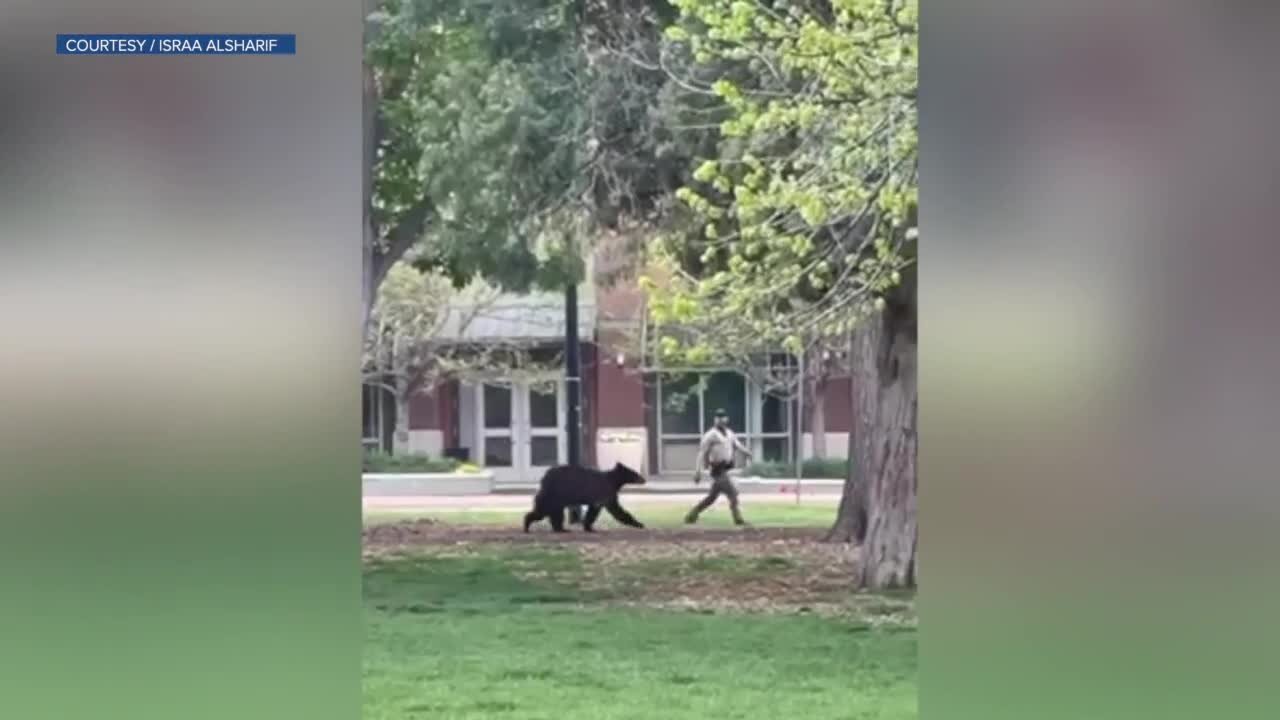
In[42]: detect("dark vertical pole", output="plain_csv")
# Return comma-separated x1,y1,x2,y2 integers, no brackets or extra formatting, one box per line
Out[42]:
565,281,582,468
565,281,585,525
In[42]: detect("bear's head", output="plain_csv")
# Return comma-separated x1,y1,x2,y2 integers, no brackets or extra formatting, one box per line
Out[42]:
608,462,645,487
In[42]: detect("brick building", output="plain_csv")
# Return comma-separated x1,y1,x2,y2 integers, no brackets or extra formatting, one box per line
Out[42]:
362,242,852,480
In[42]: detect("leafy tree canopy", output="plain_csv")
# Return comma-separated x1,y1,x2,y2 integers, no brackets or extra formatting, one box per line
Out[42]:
368,0,718,296
368,0,592,291
643,0,918,363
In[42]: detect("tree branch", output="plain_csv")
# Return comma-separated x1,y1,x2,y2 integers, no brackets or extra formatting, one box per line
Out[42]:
371,198,435,295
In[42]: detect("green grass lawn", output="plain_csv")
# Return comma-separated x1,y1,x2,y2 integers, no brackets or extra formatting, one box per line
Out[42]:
364,532,917,720
364,500,839,529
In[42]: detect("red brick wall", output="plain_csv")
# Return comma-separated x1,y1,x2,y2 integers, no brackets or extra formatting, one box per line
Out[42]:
800,376,852,433
439,382,456,446
582,343,597,467
594,348,646,427
407,382,453,433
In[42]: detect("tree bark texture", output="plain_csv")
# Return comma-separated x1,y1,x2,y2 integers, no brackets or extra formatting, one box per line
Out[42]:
846,275,918,590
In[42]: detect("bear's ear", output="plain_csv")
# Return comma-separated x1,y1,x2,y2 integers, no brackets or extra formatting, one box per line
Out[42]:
614,462,624,471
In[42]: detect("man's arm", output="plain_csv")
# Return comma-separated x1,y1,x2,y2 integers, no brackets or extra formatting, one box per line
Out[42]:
732,433,753,459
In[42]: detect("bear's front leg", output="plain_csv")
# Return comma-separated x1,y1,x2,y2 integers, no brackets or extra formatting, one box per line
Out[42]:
581,504,603,532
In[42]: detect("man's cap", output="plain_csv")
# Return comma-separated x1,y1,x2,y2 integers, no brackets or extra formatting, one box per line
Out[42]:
713,408,728,417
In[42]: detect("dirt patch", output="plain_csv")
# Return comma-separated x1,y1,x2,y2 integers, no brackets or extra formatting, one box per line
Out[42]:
363,522,822,546
362,518,437,549
362,522,826,559
362,520,915,625
571,536,891,622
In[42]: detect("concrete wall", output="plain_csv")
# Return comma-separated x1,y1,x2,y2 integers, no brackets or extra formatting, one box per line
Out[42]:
800,432,850,460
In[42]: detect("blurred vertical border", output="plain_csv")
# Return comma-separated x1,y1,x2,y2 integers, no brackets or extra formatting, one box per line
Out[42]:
0,1,360,719
923,2,1280,719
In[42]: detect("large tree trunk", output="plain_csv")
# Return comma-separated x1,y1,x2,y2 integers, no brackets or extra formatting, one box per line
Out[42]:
826,264,918,591
846,274,918,590
854,320,916,589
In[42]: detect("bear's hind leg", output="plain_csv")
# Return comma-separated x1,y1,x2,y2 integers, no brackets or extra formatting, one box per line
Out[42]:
548,505,567,533
523,510,545,532
524,493,551,532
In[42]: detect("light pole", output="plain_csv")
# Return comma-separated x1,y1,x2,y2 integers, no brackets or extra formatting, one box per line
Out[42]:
565,281,582,468
795,347,804,505
565,280,586,525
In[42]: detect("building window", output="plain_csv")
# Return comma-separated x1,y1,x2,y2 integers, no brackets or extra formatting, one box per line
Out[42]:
655,369,795,473
660,438,702,473
659,373,701,435
484,437,514,467
483,384,512,429
702,371,746,431
758,391,792,463
362,383,393,453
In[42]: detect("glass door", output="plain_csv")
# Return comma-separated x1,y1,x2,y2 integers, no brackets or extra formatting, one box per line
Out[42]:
522,380,565,481
479,383,520,482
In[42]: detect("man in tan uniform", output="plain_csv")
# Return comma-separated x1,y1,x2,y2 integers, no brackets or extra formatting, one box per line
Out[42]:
685,408,753,526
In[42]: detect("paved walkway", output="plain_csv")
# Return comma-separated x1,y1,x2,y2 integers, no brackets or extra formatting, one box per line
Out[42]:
490,479,843,495
364,492,840,512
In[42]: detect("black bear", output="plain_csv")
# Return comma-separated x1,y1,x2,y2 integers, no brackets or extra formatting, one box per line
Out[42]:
523,462,646,533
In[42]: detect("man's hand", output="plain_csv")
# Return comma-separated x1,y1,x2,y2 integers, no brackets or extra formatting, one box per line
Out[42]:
693,471,702,485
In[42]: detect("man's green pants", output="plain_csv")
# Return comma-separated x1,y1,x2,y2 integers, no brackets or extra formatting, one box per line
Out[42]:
686,465,746,525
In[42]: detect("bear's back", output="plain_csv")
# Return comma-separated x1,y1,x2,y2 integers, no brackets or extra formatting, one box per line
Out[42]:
538,464,613,503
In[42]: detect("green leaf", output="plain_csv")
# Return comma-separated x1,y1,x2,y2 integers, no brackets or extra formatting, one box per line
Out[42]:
693,160,719,183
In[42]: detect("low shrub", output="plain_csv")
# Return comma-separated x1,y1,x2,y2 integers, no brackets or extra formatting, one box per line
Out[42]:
363,451,461,474
744,457,849,479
